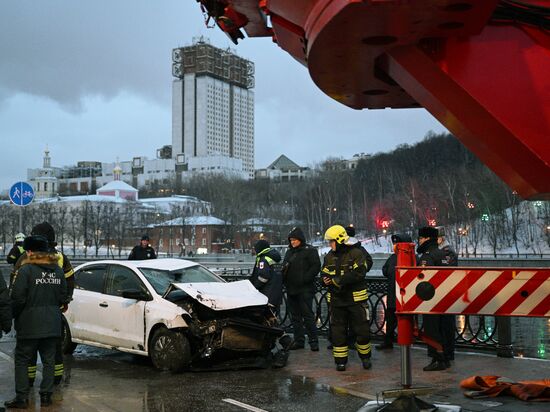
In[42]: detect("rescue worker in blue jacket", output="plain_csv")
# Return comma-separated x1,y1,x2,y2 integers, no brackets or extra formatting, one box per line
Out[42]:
321,225,372,371
4,235,68,409
250,239,293,366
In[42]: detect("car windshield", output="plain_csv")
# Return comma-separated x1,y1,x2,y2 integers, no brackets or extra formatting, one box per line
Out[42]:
139,265,224,295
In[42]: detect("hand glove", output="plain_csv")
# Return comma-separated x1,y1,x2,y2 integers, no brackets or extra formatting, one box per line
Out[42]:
322,275,332,286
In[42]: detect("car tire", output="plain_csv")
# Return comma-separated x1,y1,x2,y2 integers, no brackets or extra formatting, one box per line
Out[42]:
149,328,191,373
62,317,77,355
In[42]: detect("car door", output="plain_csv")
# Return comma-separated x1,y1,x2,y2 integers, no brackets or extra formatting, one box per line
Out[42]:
99,264,149,350
70,265,108,343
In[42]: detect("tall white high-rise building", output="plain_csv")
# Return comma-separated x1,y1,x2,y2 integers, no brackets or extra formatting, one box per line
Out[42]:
172,38,255,178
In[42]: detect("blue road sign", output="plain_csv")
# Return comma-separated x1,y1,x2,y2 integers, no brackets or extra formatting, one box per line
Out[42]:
9,181,35,206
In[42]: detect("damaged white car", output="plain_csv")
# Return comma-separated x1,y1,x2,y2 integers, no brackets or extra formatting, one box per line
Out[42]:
62,259,284,372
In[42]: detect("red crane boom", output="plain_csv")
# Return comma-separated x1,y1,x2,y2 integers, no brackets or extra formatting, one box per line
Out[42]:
196,0,550,199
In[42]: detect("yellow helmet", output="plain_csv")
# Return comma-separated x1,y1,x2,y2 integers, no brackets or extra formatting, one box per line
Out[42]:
324,225,349,244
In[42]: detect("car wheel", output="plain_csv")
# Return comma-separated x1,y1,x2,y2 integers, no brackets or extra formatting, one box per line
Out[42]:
62,317,77,355
149,328,191,373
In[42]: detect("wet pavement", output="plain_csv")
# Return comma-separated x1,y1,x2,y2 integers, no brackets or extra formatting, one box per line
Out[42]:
1,333,549,412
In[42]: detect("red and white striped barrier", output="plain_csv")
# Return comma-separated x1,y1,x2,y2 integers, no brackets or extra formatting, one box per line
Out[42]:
396,267,550,317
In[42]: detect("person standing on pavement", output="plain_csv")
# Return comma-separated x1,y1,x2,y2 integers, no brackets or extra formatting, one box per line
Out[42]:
282,227,321,351
128,235,157,260
417,226,449,371
250,239,293,366
4,235,68,409
0,271,12,340
376,233,412,350
26,222,75,387
321,225,372,371
436,226,458,363
6,233,25,266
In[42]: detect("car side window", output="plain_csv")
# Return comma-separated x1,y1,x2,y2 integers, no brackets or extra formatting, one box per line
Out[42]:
75,266,107,293
106,266,146,297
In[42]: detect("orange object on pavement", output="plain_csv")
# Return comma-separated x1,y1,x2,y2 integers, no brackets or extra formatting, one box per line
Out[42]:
460,376,550,402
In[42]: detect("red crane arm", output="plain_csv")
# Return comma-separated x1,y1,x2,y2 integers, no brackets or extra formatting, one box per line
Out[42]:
195,0,550,199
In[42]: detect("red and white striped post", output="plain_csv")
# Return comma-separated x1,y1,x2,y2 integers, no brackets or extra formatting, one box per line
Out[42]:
395,242,416,388
395,246,550,389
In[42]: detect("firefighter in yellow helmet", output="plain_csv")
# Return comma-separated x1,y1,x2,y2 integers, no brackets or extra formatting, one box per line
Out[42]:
321,225,372,371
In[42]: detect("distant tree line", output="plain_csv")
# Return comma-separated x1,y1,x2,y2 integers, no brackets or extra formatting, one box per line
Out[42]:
180,132,550,255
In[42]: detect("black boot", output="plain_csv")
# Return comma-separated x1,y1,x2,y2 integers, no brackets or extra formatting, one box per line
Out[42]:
361,358,372,370
423,360,447,371
309,341,319,352
40,393,52,407
4,397,28,409
336,363,346,371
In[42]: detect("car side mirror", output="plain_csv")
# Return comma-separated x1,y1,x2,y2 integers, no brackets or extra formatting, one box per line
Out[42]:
121,289,151,301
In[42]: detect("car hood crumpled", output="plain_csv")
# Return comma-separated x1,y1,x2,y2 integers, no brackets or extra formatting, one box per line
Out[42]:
171,280,268,311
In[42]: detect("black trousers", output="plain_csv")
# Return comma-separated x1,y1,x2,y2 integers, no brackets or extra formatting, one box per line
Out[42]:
424,314,455,361
29,336,63,383
15,337,57,397
330,303,371,363
287,291,318,345
383,307,397,345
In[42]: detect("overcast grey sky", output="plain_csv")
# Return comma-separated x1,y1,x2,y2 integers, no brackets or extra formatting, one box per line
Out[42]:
0,1,447,192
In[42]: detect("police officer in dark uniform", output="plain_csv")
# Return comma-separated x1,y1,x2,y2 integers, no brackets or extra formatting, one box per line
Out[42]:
321,225,372,371
417,226,449,371
376,233,412,350
4,235,68,409
128,235,157,260
250,239,293,365
436,226,458,363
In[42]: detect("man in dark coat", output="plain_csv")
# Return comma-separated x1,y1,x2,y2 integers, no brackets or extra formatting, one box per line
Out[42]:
4,235,68,409
417,226,449,371
282,227,321,351
128,235,157,260
0,272,12,340
436,226,458,363
376,233,413,350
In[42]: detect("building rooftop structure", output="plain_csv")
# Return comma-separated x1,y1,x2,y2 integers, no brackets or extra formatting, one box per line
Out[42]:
255,155,312,181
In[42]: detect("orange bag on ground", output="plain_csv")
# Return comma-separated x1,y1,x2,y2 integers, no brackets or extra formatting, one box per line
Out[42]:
460,376,550,402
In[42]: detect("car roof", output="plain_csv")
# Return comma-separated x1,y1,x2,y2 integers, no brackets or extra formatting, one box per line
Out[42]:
76,258,198,271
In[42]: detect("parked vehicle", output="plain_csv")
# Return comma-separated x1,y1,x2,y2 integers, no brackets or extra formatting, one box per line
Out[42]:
63,259,283,372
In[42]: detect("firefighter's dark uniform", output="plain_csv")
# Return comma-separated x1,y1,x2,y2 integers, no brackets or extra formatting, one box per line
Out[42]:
7,243,24,265
14,250,74,385
322,245,371,369
9,248,68,406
